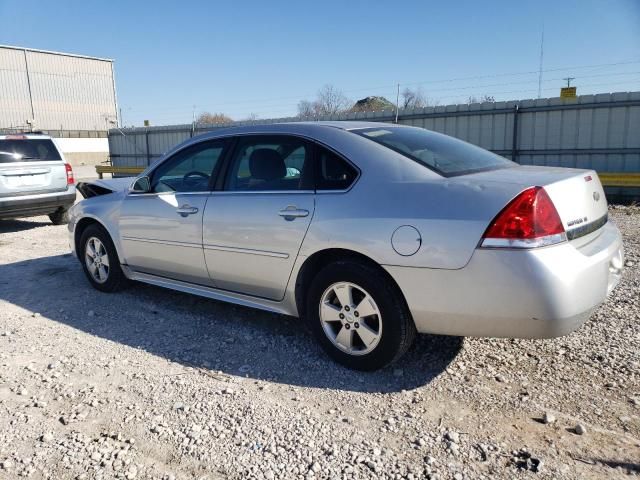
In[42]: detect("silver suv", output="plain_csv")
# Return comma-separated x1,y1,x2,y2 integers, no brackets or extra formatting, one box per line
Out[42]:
0,133,76,224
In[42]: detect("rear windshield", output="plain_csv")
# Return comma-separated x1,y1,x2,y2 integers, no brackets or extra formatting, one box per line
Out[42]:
0,139,62,163
354,127,515,177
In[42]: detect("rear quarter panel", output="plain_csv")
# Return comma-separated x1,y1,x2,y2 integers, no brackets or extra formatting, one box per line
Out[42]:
302,177,527,270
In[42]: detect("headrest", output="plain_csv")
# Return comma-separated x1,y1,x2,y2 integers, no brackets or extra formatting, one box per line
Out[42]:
249,149,286,181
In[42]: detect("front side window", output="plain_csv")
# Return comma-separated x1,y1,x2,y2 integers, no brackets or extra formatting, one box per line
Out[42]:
151,140,226,193
354,126,515,177
226,136,311,191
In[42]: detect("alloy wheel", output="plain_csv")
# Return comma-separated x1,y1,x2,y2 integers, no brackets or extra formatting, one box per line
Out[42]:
319,282,382,355
85,236,110,284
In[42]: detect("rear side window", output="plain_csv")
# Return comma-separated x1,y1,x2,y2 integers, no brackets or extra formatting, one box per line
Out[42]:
226,136,312,191
354,127,515,177
0,139,62,163
315,147,358,190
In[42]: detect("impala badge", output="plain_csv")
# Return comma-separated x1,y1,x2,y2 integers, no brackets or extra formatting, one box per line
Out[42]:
567,216,588,227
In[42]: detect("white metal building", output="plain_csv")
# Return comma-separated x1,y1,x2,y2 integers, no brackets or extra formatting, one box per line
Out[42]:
0,45,118,131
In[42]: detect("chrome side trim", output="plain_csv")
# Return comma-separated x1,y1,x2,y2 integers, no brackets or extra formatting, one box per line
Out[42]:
121,236,202,249
127,191,210,197
210,190,314,195
120,266,293,316
203,243,289,259
129,190,317,197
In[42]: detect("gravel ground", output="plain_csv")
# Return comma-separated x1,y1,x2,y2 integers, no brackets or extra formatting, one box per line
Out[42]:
0,205,638,480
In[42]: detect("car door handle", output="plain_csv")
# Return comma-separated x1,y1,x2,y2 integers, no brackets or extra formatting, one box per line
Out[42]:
278,207,309,220
176,205,199,217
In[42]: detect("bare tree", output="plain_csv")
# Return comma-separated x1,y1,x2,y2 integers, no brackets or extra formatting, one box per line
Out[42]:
196,112,233,125
297,100,316,118
243,113,259,122
401,87,426,109
316,84,352,115
297,84,352,118
400,87,439,109
467,95,496,104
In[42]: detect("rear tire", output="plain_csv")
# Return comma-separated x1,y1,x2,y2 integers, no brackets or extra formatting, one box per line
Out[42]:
79,224,128,293
49,208,69,225
306,260,416,371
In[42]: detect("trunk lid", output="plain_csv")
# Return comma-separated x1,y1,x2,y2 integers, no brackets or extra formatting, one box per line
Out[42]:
462,165,608,241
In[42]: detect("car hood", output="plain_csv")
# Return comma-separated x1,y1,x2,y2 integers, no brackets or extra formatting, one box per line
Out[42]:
76,177,134,198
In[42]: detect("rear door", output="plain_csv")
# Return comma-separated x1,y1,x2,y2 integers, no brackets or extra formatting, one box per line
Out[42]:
203,135,315,300
0,136,68,197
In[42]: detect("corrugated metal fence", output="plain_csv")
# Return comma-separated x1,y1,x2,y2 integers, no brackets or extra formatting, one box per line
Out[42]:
109,91,640,182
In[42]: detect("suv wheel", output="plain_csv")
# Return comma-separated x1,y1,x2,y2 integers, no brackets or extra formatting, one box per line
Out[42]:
306,260,416,370
79,224,128,292
49,208,70,225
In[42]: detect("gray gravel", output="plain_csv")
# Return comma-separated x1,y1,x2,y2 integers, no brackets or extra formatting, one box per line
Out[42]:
0,205,638,479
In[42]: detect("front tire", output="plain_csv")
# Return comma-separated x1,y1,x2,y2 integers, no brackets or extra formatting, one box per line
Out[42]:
306,260,416,371
79,224,128,293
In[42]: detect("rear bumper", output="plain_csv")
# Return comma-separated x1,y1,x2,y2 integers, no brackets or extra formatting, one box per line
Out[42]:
385,221,624,338
0,187,76,219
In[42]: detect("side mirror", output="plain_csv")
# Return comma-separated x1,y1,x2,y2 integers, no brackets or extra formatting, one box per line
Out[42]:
130,176,151,193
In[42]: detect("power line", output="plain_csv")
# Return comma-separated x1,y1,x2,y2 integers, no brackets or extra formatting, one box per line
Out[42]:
122,69,640,117
127,76,640,125
119,58,640,114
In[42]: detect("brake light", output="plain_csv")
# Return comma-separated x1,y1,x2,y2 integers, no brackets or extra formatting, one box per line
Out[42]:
6,135,27,140
65,163,75,185
481,186,566,248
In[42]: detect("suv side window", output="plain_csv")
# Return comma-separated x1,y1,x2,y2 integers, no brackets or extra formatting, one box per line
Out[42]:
315,146,358,190
151,140,227,193
226,136,312,191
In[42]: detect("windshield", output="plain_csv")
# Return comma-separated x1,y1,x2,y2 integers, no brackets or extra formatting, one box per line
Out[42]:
354,126,515,177
0,139,62,163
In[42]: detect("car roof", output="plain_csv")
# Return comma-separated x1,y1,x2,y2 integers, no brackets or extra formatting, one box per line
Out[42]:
192,121,403,141
293,121,398,131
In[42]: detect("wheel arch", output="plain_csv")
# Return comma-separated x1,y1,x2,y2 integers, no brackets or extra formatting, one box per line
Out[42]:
294,248,412,321
74,216,120,263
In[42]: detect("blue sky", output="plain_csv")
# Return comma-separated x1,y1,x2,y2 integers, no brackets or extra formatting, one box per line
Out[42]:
1,0,639,126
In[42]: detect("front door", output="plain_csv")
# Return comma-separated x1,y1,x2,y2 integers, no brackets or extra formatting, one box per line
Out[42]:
119,139,228,285
203,135,315,300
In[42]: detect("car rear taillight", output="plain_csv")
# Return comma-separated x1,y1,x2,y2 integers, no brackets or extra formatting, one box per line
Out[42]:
481,186,566,248
65,163,75,185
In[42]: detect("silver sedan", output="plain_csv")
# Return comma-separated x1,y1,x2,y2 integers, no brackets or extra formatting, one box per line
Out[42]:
69,122,624,370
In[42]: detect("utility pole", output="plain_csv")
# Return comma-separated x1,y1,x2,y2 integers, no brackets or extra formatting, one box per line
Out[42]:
23,48,35,129
395,83,400,124
563,77,575,87
191,105,197,137
537,25,544,99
